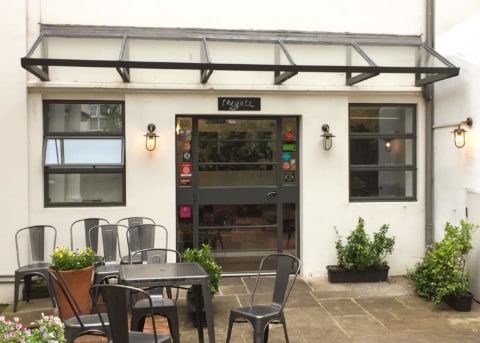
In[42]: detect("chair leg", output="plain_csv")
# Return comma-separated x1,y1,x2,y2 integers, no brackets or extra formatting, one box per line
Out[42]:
130,314,146,331
167,316,180,343
226,315,234,343
13,275,20,312
281,314,289,343
24,275,32,303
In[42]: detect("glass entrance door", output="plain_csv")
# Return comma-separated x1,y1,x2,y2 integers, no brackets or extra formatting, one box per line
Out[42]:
176,116,299,273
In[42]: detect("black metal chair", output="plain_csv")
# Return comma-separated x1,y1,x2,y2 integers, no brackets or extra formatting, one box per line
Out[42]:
13,225,57,312
226,253,302,343
116,217,156,264
126,224,168,264
91,283,171,343
129,248,181,343
70,217,109,266
48,268,110,342
90,224,128,302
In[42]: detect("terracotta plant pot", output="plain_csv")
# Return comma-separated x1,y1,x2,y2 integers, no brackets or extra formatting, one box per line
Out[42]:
51,265,94,320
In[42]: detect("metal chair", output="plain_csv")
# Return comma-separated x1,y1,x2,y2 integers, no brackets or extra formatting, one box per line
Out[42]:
226,253,302,343
70,218,109,265
126,224,168,264
91,284,171,343
13,225,57,312
116,217,156,264
129,248,181,343
90,224,128,302
48,268,110,342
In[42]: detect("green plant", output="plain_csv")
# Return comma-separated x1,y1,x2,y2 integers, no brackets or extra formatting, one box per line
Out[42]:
408,220,477,304
335,217,395,270
51,245,95,271
183,244,222,294
0,313,65,342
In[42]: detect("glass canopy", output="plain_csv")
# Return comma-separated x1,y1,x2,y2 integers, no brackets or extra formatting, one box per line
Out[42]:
21,25,459,86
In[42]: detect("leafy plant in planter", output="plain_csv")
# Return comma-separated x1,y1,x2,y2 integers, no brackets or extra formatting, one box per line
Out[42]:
183,244,222,327
183,244,222,294
408,220,477,310
327,217,395,283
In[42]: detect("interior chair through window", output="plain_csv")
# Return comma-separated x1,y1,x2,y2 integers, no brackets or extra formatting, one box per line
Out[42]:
13,225,57,312
226,253,301,343
129,248,181,343
91,283,172,343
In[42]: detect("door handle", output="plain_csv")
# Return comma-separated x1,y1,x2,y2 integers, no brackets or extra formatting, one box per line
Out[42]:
266,191,277,197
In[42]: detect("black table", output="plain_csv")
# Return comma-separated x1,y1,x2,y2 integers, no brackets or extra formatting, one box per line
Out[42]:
119,262,215,343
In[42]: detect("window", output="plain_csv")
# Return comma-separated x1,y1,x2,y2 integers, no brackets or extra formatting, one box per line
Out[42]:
43,101,125,207
349,104,416,201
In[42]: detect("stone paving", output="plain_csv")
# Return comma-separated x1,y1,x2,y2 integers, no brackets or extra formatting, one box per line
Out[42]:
5,275,480,342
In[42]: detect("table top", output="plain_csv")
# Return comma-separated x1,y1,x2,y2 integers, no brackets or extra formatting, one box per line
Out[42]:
119,262,209,284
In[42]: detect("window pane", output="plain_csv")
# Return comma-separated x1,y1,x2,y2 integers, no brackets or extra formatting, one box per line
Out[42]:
350,138,414,165
46,173,124,205
44,138,124,165
350,170,414,198
46,102,123,133
350,105,415,134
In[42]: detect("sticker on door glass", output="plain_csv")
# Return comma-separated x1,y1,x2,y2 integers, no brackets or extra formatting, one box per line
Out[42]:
179,206,192,219
180,162,192,186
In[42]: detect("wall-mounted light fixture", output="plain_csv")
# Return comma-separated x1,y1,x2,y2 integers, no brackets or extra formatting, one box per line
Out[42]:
385,139,392,152
433,117,473,149
321,124,335,150
145,123,158,151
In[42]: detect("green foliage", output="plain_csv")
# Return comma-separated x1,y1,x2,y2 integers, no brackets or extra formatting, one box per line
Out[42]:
408,220,477,304
335,217,395,270
183,244,222,294
51,246,95,271
0,313,65,342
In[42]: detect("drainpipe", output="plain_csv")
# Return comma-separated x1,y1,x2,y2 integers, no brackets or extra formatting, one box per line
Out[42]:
424,0,435,246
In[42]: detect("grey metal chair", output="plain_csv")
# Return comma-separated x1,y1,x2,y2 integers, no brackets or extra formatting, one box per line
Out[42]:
126,224,168,264
70,218,109,265
13,225,57,312
90,224,128,302
226,253,302,343
129,248,181,343
116,217,156,264
91,283,171,343
48,268,110,342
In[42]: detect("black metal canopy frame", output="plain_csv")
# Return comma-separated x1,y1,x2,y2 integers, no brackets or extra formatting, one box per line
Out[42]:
21,25,459,87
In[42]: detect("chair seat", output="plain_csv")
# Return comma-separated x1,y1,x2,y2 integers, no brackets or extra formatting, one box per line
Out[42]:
134,297,176,309
65,313,110,329
231,304,282,319
128,331,171,343
15,263,51,273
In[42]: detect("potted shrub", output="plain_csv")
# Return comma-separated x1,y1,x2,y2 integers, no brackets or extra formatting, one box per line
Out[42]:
408,220,477,311
183,244,222,327
327,217,395,283
50,246,95,319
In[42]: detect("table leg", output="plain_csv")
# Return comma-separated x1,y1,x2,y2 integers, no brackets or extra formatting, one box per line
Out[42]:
201,281,216,343
193,285,204,343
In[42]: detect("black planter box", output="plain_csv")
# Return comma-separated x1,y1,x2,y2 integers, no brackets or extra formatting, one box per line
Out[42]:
327,265,389,283
443,292,474,312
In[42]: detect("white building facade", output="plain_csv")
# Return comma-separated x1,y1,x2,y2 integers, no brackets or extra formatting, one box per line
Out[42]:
0,0,478,302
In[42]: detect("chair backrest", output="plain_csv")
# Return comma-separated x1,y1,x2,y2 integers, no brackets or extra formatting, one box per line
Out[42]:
130,248,182,264
250,253,301,310
127,224,168,263
15,225,57,267
89,224,128,265
91,284,158,343
70,218,109,253
48,268,84,321
117,216,155,228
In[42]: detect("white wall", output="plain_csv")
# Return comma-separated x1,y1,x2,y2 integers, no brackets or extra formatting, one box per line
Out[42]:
0,0,437,303
37,0,423,35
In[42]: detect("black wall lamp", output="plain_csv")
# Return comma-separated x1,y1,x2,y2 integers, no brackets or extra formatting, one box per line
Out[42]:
321,124,335,150
145,123,158,151
433,117,473,148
